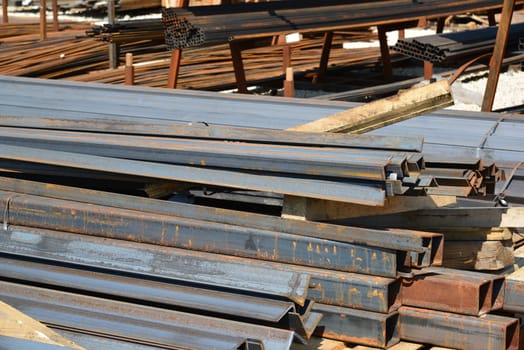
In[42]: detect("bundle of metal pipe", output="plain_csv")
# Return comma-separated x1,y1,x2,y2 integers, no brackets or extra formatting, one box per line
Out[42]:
391,22,524,64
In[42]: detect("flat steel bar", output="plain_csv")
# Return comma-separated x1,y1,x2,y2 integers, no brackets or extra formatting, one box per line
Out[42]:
312,303,400,348
0,144,387,205
0,225,400,312
0,115,424,152
0,254,306,325
401,273,492,315
0,281,295,350
399,306,519,350
0,192,399,277
0,176,442,263
503,267,524,313
0,337,79,350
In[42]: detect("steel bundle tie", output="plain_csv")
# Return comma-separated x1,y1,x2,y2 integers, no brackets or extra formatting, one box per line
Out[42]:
3,194,18,231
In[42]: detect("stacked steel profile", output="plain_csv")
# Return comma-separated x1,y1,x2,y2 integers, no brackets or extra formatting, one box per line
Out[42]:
0,76,523,349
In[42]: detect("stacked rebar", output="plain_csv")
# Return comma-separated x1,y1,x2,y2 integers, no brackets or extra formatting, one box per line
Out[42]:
391,22,524,64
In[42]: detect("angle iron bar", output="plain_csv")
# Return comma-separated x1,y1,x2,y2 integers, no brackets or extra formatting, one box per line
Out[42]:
312,303,400,348
0,281,295,350
0,194,400,277
0,226,400,312
52,329,169,350
0,254,312,329
0,144,387,205
398,306,519,350
0,176,442,260
0,115,424,152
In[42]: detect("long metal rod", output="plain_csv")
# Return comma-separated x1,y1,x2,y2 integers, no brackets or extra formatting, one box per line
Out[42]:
482,0,516,111
0,281,296,350
0,176,443,265
0,144,387,205
0,225,399,312
0,191,400,277
399,306,519,350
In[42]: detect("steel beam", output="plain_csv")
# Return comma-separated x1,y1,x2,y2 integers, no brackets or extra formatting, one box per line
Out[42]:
0,337,79,350
399,306,519,350
0,144,387,205
313,304,400,348
503,268,524,313
0,281,296,350
0,254,321,338
0,177,442,266
0,225,400,312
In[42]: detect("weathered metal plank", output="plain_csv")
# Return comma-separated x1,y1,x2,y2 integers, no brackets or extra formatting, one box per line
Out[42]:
401,273,492,315
313,303,400,348
0,225,399,312
0,281,295,350
0,177,442,264
399,306,519,350
0,143,386,205
0,195,399,277
503,268,524,313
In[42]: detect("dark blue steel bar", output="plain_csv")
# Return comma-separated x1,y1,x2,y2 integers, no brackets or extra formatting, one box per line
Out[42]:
503,268,524,313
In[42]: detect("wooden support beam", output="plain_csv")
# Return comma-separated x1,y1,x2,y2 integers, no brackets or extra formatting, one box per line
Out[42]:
283,67,295,98
125,53,134,85
436,17,446,34
481,0,515,111
229,40,249,93
377,25,393,82
318,31,334,80
443,239,514,270
0,300,84,349
288,79,453,133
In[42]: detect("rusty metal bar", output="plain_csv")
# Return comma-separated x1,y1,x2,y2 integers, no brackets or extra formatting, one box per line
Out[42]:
52,0,58,31
401,273,492,315
482,0,516,111
0,281,296,350
377,26,393,81
108,0,118,69
0,192,401,277
318,31,333,80
313,304,400,348
0,225,401,313
125,53,134,85
40,0,47,41
229,40,249,93
167,49,181,88
399,306,519,350
2,0,7,24
0,176,443,267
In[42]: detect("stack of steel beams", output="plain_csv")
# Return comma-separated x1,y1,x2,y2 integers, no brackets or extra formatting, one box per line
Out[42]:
391,23,524,64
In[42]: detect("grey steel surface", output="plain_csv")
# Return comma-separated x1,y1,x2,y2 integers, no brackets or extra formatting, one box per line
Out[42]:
0,144,387,205
0,254,305,324
0,337,79,350
0,281,295,350
399,306,520,350
0,193,399,276
0,225,399,312
503,268,524,313
312,304,400,348
0,177,441,262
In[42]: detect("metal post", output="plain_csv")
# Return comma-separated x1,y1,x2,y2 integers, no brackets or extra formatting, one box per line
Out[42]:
318,31,333,80
168,49,182,88
378,26,393,82
481,0,515,112
2,0,8,24
229,41,248,93
52,0,58,31
283,67,295,98
40,0,47,41
108,0,118,69
125,53,134,85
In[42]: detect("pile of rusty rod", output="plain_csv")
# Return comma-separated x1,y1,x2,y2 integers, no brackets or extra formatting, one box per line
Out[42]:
391,22,524,64
0,22,91,39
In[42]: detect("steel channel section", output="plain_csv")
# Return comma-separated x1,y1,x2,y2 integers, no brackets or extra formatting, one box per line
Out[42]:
0,127,418,182
312,303,400,348
0,194,399,277
503,268,524,313
398,306,520,350
0,177,442,265
0,281,295,350
0,144,387,206
0,115,424,152
401,273,492,315
0,254,319,336
0,226,400,313
52,330,166,350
